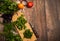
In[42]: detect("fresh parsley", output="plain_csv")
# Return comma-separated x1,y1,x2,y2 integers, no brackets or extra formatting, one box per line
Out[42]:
0,0,19,14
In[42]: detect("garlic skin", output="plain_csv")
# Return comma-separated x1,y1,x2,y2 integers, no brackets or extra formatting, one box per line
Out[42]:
16,1,20,4
11,30,18,35
22,1,27,6
16,0,27,6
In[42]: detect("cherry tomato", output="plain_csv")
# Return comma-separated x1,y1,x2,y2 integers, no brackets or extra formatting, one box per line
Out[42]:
27,2,33,8
18,3,24,9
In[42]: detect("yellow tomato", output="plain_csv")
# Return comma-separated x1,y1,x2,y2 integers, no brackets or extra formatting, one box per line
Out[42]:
18,3,24,9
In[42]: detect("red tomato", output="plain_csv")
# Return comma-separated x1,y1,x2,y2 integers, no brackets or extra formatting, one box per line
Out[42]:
27,2,33,8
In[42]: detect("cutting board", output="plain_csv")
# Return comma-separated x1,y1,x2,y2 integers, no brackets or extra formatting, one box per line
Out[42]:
12,10,37,41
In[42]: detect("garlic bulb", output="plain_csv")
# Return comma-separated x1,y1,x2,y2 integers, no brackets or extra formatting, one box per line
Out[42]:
16,0,20,4
22,1,27,6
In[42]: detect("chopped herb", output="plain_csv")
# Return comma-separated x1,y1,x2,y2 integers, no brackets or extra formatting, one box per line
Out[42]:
23,29,33,38
13,15,27,30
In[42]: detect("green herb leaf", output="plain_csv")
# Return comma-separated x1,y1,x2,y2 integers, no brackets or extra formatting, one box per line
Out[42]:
0,0,19,14
13,15,27,30
23,29,33,38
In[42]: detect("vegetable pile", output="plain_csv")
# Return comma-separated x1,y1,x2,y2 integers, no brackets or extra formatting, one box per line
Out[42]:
0,0,33,41
0,0,19,14
3,15,33,41
3,22,23,41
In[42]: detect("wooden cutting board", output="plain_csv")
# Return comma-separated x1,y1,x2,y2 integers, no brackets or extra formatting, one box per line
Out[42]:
12,10,37,41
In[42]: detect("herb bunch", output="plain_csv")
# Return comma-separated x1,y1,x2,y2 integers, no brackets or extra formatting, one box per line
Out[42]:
23,29,33,38
3,22,23,41
0,0,19,14
3,15,27,41
13,15,27,30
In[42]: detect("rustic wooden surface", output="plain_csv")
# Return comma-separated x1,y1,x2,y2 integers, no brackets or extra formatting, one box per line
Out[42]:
0,0,60,41
45,0,60,41
24,0,48,41
24,0,60,41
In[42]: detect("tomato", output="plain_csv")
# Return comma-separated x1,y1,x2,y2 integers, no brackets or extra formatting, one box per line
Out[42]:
18,3,24,9
27,2,33,8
